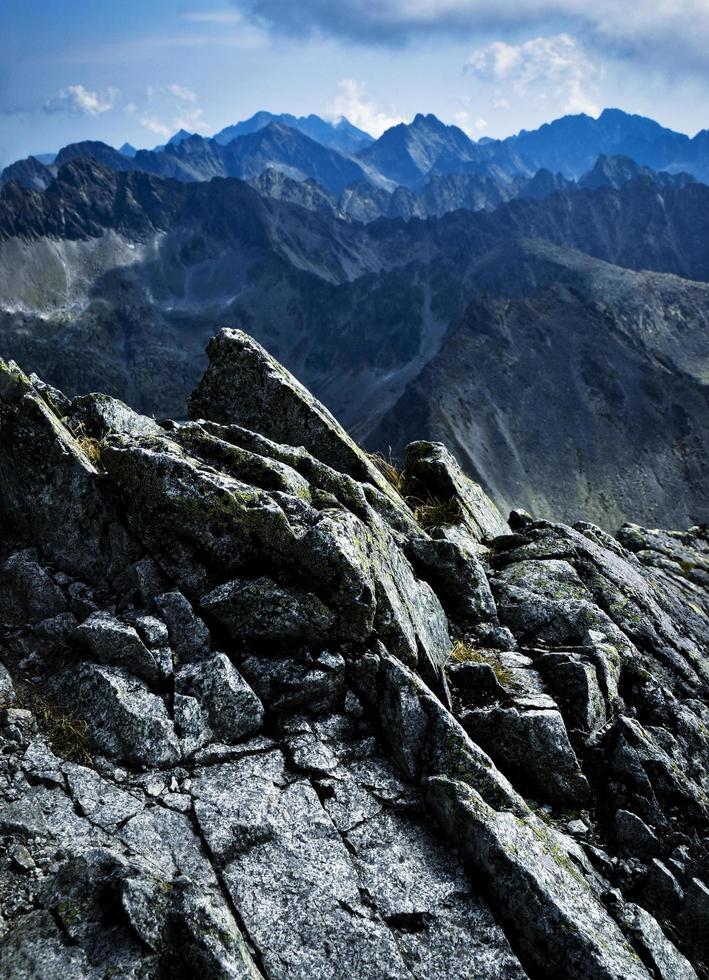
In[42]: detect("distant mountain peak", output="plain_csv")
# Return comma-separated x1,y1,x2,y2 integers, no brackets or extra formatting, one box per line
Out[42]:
358,112,477,187
213,112,373,154
598,107,635,121
578,152,695,191
411,112,446,128
168,129,194,146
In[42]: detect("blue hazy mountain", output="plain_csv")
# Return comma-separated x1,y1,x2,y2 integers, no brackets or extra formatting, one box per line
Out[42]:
213,112,373,154
5,107,709,198
357,113,480,186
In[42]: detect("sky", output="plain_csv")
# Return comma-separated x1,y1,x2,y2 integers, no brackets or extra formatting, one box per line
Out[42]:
1,0,709,167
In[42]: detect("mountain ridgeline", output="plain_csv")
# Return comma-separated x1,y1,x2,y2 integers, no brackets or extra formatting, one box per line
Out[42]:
0,107,708,532
4,107,709,193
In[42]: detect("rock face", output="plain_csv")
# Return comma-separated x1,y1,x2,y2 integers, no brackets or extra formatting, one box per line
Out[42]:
0,333,707,979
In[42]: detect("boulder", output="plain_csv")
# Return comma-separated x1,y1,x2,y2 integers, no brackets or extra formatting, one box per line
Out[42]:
427,777,650,980
74,611,168,684
462,700,591,805
614,809,659,856
154,591,211,662
60,662,180,767
70,392,164,440
0,359,131,584
407,536,498,628
242,651,346,715
614,903,698,980
175,653,264,746
0,550,67,625
0,662,16,704
447,661,507,705
201,576,336,644
537,652,607,733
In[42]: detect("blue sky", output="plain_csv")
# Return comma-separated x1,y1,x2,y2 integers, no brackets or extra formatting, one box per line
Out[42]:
1,0,708,167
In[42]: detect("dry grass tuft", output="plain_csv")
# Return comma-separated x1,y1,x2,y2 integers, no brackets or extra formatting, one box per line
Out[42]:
76,436,103,469
368,451,406,494
412,497,462,531
20,689,92,764
449,640,515,687
451,639,484,663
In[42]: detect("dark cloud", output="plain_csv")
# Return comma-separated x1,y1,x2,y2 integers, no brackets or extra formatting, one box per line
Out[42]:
232,0,524,45
231,0,709,75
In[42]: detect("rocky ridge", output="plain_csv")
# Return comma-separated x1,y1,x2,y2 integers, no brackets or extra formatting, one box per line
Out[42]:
0,328,707,978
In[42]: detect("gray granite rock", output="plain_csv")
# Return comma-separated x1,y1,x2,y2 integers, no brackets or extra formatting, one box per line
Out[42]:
74,610,167,684
614,809,659,856
2,341,707,978
1,550,67,625
403,441,509,544
241,652,346,715
408,536,498,628
60,662,180,767
175,653,264,746
536,652,607,733
0,662,16,705
154,591,211,661
427,777,649,980
0,361,133,585
64,763,144,831
201,576,336,644
187,327,399,501
462,701,591,805
615,902,697,980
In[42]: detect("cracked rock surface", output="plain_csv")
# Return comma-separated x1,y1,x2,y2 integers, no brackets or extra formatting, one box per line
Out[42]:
0,329,707,978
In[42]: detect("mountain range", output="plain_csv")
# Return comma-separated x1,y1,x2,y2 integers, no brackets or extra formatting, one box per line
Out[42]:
4,107,709,205
2,90,709,980
1,140,708,531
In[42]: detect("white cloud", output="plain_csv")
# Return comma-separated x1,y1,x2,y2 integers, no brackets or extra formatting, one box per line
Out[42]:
467,34,600,116
326,79,404,137
128,84,209,141
136,114,172,139
44,84,120,116
165,84,198,104
454,110,488,136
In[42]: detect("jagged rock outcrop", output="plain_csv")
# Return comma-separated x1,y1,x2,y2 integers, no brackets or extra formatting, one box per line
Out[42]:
0,332,706,978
